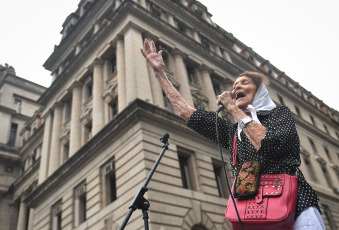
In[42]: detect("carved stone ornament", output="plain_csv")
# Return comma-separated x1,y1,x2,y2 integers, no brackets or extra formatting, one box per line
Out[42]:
59,125,70,141
80,103,93,124
314,155,327,166
191,89,208,108
102,78,117,103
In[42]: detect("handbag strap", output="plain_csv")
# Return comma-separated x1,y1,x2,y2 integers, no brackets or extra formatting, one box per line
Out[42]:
233,131,238,167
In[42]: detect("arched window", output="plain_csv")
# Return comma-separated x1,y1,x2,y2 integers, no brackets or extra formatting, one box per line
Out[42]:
192,225,207,230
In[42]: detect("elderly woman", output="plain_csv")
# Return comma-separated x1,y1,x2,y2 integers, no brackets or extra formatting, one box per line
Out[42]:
141,40,324,229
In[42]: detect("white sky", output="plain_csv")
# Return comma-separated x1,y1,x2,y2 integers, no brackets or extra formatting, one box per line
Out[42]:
1,0,338,111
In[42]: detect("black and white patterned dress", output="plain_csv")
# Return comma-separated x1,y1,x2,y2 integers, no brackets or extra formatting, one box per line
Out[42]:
187,105,320,219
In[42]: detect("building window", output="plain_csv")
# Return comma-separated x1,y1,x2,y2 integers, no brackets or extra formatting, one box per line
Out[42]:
111,56,117,75
74,183,86,226
294,105,302,117
8,123,18,146
308,137,318,155
192,225,207,230
65,100,72,121
85,123,92,142
14,98,22,113
177,147,196,190
303,156,318,182
323,124,329,134
323,146,332,161
277,94,285,105
52,202,62,230
309,115,316,127
322,204,335,230
320,166,333,188
186,64,199,85
109,99,118,120
213,162,229,198
32,149,37,164
212,81,222,97
63,143,69,162
103,161,117,205
85,76,93,100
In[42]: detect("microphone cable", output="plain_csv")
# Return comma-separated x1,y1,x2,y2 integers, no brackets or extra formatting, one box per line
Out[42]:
216,106,244,230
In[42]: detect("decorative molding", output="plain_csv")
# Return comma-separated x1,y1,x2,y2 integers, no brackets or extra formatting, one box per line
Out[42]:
80,103,93,125
103,78,118,103
59,125,71,141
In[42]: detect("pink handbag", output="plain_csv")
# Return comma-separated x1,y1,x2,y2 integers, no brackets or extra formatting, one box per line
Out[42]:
225,132,298,230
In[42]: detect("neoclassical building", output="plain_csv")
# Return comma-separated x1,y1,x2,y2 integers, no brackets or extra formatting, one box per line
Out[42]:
0,64,46,230
2,0,339,229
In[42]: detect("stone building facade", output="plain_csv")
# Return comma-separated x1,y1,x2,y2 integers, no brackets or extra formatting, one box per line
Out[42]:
0,64,46,230
2,0,339,229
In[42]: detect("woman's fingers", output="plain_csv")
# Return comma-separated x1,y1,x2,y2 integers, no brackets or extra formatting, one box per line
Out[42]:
151,40,157,53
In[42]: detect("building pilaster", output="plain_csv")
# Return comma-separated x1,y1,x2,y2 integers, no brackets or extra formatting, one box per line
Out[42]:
16,199,27,230
91,59,105,135
70,81,82,156
116,38,126,112
199,66,217,110
124,27,153,105
172,50,194,106
48,103,63,175
38,113,52,183
27,208,35,230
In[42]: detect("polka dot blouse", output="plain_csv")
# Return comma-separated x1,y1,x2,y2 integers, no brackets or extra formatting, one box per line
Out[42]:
187,105,320,219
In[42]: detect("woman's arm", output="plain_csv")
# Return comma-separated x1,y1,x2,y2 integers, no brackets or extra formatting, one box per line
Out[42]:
141,40,196,122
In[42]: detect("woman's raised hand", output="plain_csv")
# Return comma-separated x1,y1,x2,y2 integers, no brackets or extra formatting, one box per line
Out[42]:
141,40,165,75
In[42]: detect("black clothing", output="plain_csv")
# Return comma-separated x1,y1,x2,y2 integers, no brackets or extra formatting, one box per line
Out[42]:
187,105,320,218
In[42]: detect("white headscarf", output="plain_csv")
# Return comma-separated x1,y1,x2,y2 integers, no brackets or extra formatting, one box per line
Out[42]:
237,83,276,140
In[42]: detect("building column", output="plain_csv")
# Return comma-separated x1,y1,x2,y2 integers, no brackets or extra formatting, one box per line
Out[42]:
27,208,35,230
38,113,52,183
16,200,27,230
102,60,111,125
92,59,105,135
48,103,63,175
172,50,194,106
199,66,217,111
116,38,126,112
124,27,153,104
70,81,82,156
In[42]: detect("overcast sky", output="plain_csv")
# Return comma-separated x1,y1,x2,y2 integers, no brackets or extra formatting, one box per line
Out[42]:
1,0,338,111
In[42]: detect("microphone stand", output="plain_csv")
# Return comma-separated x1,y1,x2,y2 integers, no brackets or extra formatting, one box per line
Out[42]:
119,133,170,230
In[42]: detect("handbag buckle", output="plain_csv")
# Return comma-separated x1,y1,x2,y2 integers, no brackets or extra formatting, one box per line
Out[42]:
274,178,280,188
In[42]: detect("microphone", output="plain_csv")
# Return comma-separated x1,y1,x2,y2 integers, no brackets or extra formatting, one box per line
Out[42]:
160,133,169,144
216,91,234,113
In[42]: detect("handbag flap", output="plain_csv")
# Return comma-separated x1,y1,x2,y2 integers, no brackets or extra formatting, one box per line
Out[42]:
255,175,284,204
